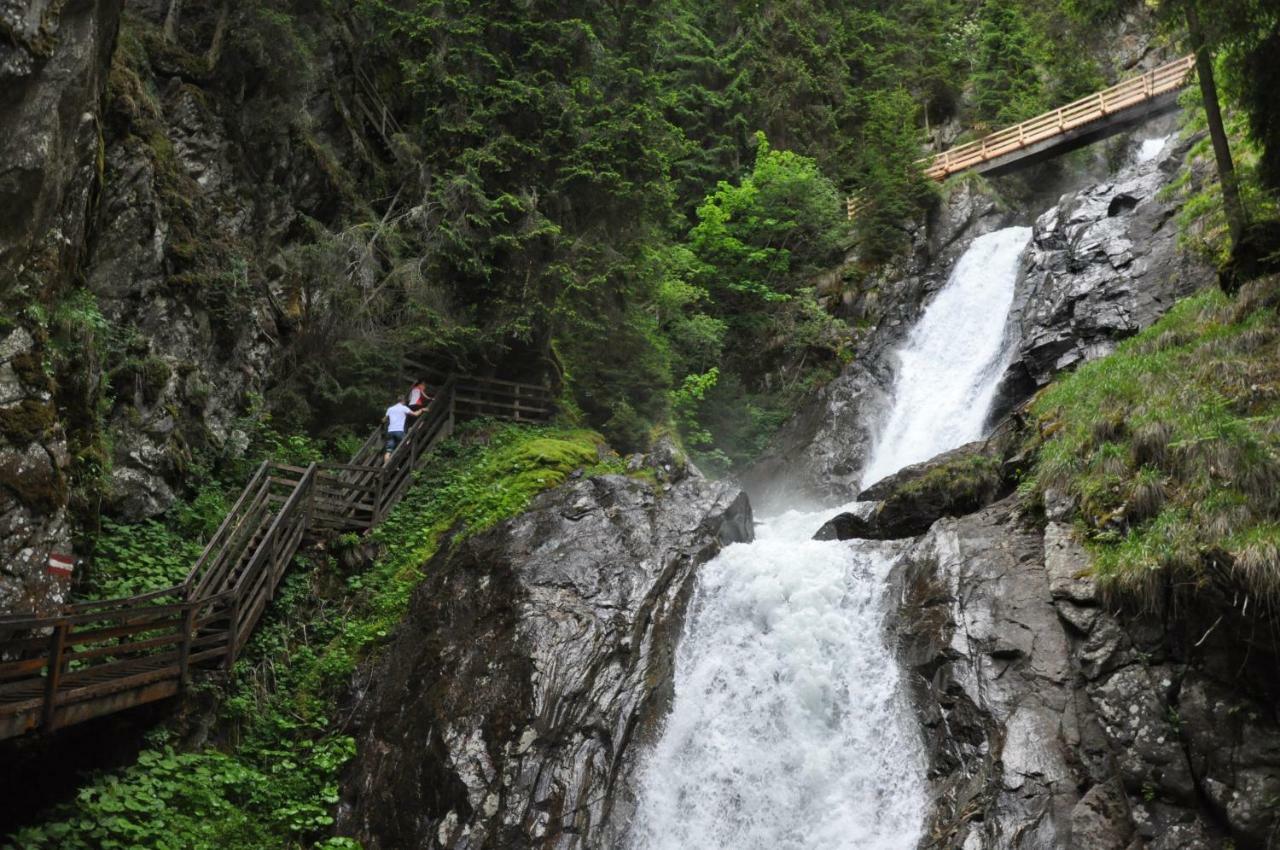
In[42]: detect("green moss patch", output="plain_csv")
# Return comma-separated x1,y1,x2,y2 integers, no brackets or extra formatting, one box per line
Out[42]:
0,399,56,445
1028,275,1280,602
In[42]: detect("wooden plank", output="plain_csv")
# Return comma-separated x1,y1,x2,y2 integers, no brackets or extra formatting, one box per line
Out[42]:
42,624,67,730
0,656,49,681
65,631,186,664
184,461,270,589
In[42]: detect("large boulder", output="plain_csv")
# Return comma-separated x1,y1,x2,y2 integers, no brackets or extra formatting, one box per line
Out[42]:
812,431,1019,541
337,467,752,850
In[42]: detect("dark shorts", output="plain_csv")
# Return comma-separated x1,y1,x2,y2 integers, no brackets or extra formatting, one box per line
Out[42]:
384,431,405,453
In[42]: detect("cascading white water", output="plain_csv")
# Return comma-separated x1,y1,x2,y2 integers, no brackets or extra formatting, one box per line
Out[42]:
626,509,923,850
1136,135,1170,163
859,226,1032,488
626,226,1035,850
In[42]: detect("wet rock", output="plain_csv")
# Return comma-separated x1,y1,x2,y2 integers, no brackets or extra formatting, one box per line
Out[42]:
811,436,1018,542
888,498,1083,847
1044,521,1098,605
893,489,1280,849
996,127,1212,409
338,469,752,850
812,510,873,541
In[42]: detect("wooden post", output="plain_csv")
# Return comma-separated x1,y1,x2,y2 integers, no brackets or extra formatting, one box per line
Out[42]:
514,383,523,423
225,598,240,670
42,623,68,732
373,466,386,525
178,604,196,687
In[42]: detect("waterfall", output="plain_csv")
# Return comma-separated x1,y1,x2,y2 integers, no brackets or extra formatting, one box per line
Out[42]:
859,226,1032,488
626,227,1034,850
625,510,923,850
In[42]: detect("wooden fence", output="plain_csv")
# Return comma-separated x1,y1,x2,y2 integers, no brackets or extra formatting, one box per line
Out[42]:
0,375,550,740
847,54,1197,217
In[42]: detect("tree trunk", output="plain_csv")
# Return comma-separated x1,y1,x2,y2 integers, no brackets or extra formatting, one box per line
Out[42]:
1186,3,1247,248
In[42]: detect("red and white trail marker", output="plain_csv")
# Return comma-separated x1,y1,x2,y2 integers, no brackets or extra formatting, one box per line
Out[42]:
47,552,75,577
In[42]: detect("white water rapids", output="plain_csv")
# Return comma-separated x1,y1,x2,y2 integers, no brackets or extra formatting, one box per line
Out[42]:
626,226,1034,850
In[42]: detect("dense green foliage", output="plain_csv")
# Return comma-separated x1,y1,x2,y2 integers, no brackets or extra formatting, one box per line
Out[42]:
9,422,625,849
1028,276,1280,603
269,0,1112,462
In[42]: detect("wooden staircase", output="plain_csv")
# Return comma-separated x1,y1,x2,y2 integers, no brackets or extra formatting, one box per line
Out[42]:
0,376,553,740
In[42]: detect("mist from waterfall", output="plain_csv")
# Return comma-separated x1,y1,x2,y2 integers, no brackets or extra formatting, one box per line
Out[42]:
625,226,1035,850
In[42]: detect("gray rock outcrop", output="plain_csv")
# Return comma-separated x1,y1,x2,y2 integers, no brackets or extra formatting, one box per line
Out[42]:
337,466,752,850
0,0,121,613
993,124,1211,413
889,497,1280,849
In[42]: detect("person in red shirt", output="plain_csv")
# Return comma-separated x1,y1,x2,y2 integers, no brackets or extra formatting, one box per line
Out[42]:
407,379,432,411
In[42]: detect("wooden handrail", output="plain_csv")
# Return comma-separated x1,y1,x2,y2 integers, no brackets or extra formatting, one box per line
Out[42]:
0,373,552,739
847,54,1196,217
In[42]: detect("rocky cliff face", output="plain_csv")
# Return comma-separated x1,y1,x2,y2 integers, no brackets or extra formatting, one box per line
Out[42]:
888,496,1280,850
337,464,752,850
0,0,381,613
993,121,1209,414
1,0,122,613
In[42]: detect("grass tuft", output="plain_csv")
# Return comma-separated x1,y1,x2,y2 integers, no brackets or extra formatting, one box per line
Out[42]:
1027,275,1280,605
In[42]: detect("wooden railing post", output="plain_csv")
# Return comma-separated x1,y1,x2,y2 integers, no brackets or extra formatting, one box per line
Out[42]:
225,597,241,670
42,623,68,732
178,604,196,687
373,465,387,525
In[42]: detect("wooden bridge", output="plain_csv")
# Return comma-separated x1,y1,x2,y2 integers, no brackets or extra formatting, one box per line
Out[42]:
847,54,1197,217
0,376,553,741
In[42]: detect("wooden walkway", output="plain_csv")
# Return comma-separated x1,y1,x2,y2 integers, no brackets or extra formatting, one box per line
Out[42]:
0,376,553,741
847,54,1197,217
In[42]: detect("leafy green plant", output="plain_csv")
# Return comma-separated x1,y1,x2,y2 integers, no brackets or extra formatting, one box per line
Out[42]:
87,519,203,598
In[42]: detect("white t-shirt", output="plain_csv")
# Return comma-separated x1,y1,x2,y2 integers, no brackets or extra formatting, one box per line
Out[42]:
385,403,413,433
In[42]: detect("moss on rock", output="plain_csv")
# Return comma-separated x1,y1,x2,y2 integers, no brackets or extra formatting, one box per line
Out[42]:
0,400,57,445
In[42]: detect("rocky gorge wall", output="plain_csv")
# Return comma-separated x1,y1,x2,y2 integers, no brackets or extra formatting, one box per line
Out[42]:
0,0,388,614
889,495,1280,849
744,114,1208,514
1,0,122,612
337,457,752,850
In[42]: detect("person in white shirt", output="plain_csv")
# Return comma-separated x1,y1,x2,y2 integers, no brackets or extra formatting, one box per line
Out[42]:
383,399,425,465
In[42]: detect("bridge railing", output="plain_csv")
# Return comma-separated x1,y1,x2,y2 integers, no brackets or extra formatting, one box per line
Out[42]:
0,374,553,739
926,55,1196,180
848,54,1197,217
